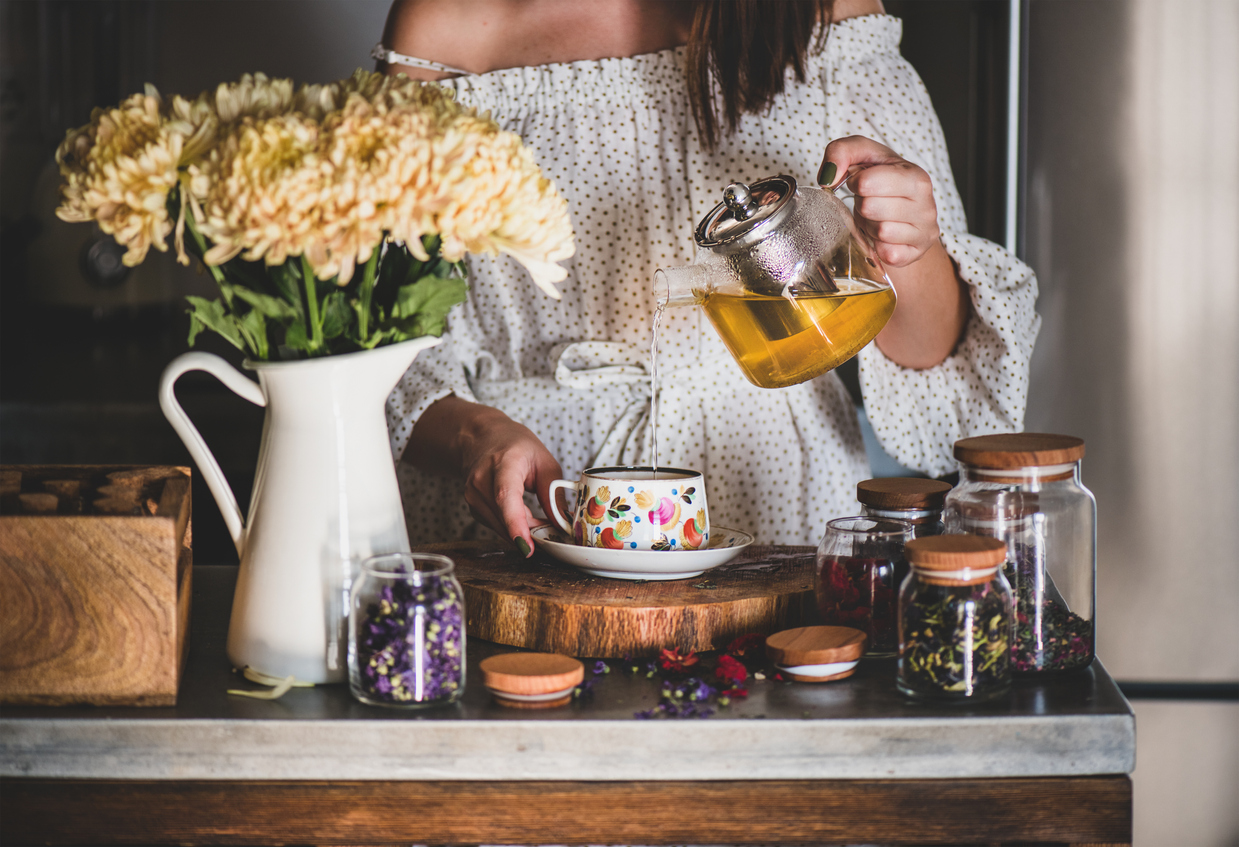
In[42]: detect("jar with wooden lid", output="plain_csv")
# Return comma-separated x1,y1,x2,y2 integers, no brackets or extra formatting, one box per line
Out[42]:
815,516,913,658
943,433,1095,674
897,535,1013,702
857,477,952,537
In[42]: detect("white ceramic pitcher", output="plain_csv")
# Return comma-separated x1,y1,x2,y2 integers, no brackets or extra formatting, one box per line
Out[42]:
159,337,440,683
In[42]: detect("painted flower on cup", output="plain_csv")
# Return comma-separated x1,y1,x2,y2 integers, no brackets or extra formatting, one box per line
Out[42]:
682,508,707,549
645,495,681,530
600,520,633,549
582,486,611,526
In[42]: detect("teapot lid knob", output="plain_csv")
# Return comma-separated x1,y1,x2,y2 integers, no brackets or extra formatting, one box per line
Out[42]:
722,182,759,221
695,174,798,250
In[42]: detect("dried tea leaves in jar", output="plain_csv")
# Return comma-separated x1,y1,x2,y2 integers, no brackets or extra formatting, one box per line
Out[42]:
897,535,1014,702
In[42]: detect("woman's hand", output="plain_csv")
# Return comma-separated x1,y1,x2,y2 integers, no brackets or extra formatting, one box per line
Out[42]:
817,135,969,370
405,395,562,557
819,136,940,268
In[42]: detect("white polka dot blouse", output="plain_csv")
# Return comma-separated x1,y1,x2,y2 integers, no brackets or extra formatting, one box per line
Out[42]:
386,14,1041,546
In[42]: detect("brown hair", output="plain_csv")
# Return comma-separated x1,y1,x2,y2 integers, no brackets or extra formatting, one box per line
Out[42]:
685,0,833,149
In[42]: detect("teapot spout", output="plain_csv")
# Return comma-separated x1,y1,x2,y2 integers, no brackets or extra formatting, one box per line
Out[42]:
654,265,711,308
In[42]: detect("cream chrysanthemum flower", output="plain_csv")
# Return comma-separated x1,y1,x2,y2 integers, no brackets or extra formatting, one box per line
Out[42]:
56,69,574,295
308,90,442,283
55,87,184,266
212,73,295,124
190,113,323,269
349,72,574,295
167,91,219,162
434,120,575,297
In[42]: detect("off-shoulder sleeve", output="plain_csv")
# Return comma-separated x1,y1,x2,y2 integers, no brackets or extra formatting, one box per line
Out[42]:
385,330,478,461
822,16,1041,476
858,234,1040,476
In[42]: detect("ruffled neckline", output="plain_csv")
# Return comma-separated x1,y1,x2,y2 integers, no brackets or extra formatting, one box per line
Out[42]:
438,13,902,87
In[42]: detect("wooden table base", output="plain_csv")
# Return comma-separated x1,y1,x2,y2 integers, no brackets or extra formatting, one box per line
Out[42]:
1,776,1132,846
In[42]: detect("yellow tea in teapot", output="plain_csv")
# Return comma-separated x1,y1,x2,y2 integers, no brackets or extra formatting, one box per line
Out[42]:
698,279,896,388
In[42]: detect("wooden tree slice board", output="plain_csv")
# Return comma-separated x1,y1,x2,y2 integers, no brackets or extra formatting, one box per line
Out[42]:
421,541,817,659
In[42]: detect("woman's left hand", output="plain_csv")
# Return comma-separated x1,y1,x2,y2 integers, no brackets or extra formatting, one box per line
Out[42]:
818,135,969,370
818,136,940,269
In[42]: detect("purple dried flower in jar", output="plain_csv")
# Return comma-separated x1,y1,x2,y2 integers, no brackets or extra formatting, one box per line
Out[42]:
348,552,466,708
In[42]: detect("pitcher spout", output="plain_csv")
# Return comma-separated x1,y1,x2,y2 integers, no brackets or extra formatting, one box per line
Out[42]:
654,264,711,308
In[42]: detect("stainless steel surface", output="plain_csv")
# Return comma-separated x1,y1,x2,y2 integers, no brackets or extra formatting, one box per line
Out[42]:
1022,0,1239,684
1005,0,1022,252
0,566,1135,781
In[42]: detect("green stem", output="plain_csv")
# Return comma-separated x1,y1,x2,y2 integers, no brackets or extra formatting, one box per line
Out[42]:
358,247,380,341
181,194,228,289
301,256,322,352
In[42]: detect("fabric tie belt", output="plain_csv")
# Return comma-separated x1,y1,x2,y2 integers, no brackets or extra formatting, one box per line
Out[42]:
471,341,734,470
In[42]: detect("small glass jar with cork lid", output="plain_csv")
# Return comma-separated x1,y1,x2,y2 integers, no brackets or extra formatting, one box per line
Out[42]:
943,433,1096,674
897,535,1014,703
856,477,952,538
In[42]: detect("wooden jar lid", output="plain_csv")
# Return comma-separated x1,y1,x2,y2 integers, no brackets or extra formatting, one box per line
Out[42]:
479,652,584,708
765,626,867,667
953,433,1085,469
856,477,953,510
905,535,1007,586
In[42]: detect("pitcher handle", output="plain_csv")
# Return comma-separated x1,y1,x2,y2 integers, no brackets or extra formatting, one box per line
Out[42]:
547,479,578,534
158,352,267,556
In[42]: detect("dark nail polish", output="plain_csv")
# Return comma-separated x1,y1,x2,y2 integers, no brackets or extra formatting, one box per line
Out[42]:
818,161,837,187
515,536,531,557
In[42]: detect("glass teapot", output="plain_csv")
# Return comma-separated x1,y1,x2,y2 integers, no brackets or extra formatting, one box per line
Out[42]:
654,174,896,389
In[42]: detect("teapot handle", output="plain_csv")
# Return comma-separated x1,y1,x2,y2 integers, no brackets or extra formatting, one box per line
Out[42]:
826,173,858,205
158,352,267,557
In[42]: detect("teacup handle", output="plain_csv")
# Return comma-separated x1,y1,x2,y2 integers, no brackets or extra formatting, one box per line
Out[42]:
547,479,578,534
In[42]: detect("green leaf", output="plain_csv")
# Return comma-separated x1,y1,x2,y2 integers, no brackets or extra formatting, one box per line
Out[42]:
391,275,468,324
321,290,351,339
230,285,300,320
270,261,303,309
429,258,457,279
284,320,312,353
185,296,244,351
236,307,269,360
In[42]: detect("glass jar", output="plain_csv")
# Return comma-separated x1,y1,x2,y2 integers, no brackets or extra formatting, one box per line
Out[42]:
897,534,1014,702
944,433,1096,674
348,552,466,707
857,477,952,538
815,516,913,657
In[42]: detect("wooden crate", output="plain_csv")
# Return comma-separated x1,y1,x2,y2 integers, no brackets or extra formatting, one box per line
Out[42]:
0,465,192,706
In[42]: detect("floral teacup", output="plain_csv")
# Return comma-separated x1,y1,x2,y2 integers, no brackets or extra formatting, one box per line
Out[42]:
548,466,709,551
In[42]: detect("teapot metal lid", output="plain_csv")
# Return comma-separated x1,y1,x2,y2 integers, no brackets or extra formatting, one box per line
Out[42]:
695,174,797,250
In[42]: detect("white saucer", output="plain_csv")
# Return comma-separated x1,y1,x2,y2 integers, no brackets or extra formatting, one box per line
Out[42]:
530,525,754,581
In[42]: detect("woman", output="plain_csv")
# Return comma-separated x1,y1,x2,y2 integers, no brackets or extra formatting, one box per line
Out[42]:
378,0,1039,552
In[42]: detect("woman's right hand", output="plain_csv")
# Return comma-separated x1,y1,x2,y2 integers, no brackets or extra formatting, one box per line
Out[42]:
405,395,562,557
